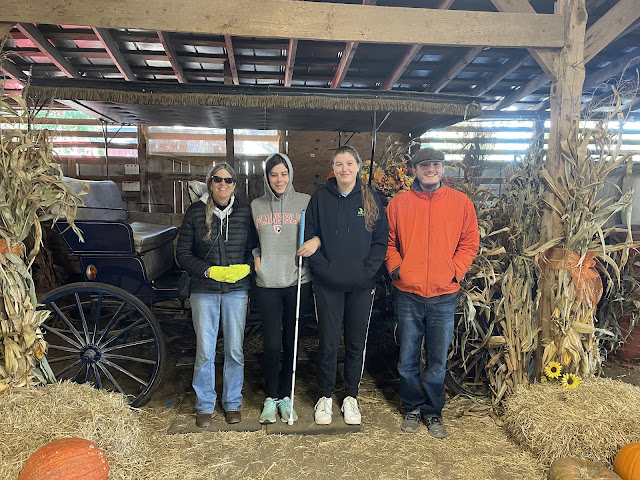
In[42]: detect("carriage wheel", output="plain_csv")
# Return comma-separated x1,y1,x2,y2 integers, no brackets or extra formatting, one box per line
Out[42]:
38,282,166,407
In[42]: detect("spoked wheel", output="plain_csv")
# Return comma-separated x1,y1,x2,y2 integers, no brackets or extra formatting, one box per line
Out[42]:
38,282,166,407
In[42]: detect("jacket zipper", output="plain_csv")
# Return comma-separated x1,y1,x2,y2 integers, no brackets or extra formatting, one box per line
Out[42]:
426,191,432,296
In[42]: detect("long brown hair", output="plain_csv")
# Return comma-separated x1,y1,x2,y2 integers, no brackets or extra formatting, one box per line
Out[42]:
332,145,379,232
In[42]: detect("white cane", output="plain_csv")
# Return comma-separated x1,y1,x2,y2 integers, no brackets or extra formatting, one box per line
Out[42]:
288,210,305,425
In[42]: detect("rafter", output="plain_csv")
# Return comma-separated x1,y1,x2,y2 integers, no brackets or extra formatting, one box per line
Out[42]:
380,44,422,91
0,59,26,83
157,30,186,83
284,39,297,87
473,53,530,96
224,35,239,86
331,42,358,88
380,0,453,92
0,0,566,48
489,0,559,80
487,72,550,110
584,50,640,91
584,0,640,63
16,23,80,78
330,0,376,89
92,27,135,81
425,46,482,93
489,0,639,111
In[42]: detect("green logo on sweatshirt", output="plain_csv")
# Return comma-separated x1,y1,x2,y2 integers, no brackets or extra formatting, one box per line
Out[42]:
357,208,364,216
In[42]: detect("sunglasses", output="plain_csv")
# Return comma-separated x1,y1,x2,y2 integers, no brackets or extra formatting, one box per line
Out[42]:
212,175,234,184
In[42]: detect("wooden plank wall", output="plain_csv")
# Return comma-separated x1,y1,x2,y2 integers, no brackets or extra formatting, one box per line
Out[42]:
286,130,408,195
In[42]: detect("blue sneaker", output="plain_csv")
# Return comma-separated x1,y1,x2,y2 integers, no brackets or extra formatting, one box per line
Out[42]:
259,397,277,424
278,396,298,423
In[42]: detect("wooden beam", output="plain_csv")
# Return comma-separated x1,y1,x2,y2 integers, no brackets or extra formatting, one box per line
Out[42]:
0,0,566,48
425,46,482,93
489,0,558,80
284,39,297,87
92,27,136,81
490,0,639,110
380,0,454,91
487,72,550,110
138,126,149,205
16,23,80,78
435,0,455,8
584,50,640,91
223,35,239,86
584,0,640,63
157,30,186,83
331,41,358,88
536,0,587,378
381,44,422,91
473,53,530,96
0,59,25,83
0,22,14,39
331,0,376,89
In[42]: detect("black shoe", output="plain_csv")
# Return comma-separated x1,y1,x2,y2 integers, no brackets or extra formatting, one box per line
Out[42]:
425,416,447,439
195,413,213,428
225,410,241,424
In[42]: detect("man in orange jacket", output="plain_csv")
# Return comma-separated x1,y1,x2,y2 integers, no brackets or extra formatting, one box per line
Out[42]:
385,147,479,438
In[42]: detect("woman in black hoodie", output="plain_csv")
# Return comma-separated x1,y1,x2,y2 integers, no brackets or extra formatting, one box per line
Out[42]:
298,145,388,426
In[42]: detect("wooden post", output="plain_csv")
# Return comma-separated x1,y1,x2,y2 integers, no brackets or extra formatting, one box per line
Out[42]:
138,125,149,206
223,61,236,170
534,0,587,378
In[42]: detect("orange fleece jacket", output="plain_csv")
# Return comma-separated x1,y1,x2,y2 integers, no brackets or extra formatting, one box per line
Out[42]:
385,185,479,298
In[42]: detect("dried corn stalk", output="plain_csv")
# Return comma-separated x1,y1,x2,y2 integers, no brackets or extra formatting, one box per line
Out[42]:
0,94,86,392
530,118,638,378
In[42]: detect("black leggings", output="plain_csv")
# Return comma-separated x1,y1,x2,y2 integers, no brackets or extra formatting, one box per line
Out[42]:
255,283,312,399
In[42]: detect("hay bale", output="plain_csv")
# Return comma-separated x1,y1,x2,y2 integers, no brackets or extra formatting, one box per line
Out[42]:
503,377,640,466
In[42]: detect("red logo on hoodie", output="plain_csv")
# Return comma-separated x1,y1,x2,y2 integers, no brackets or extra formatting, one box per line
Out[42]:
274,225,282,234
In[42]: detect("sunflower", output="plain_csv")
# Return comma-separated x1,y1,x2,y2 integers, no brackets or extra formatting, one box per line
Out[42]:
561,373,582,389
544,361,562,379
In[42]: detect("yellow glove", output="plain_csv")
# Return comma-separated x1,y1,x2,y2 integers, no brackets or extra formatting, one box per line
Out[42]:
225,264,250,283
207,266,230,282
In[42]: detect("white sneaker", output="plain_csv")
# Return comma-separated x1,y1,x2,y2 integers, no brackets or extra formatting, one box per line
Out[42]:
341,396,361,425
314,396,333,425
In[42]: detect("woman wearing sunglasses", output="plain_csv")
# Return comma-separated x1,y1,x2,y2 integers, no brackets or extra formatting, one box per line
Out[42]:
250,153,314,424
176,163,257,428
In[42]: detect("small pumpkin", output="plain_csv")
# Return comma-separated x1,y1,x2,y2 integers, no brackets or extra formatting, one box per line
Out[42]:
18,437,109,480
613,443,640,480
548,458,622,480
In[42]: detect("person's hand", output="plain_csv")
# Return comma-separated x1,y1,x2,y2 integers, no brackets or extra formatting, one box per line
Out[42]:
297,236,321,257
254,256,261,272
226,264,250,283
207,266,229,282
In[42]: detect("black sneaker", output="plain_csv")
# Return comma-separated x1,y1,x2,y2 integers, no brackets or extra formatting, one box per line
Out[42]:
401,411,421,433
425,416,447,439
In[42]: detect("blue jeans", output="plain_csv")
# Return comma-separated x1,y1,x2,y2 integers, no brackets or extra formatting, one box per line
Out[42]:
190,290,248,414
393,288,456,417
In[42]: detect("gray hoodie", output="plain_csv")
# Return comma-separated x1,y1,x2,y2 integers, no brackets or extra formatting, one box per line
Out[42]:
250,153,311,288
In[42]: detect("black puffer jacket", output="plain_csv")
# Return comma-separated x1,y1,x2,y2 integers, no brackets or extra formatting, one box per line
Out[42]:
176,198,257,294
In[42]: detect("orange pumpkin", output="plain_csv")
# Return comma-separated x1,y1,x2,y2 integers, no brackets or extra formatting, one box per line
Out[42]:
614,443,640,480
548,458,622,480
18,438,109,480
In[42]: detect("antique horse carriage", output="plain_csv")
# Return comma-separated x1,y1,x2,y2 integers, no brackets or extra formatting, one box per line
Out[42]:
38,178,192,407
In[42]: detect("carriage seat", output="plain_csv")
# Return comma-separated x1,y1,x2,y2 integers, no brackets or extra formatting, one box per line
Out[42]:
63,178,178,281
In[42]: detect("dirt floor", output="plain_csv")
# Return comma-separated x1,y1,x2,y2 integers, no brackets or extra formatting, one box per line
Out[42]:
137,319,549,480
9,312,640,479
